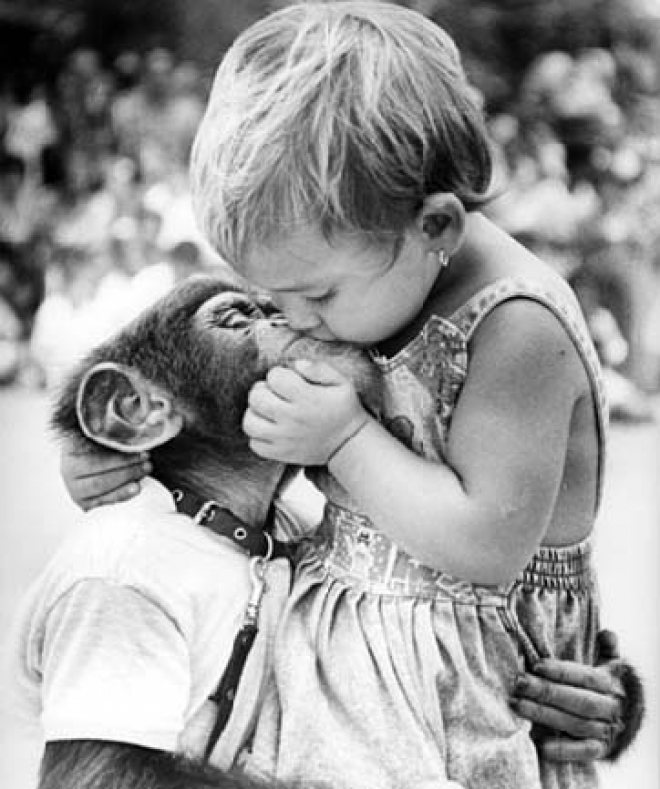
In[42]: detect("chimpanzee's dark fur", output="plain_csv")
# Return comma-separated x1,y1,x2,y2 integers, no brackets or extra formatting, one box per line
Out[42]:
606,660,646,761
39,741,277,789
53,276,272,488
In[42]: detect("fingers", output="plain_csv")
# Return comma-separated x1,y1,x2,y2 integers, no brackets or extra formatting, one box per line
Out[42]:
247,365,348,421
243,382,291,459
265,366,308,400
515,669,622,722
244,368,310,440
293,359,345,385
61,444,150,477
530,659,623,698
596,629,620,664
247,381,291,423
64,451,152,509
80,480,144,511
74,455,152,482
512,694,615,742
535,735,609,763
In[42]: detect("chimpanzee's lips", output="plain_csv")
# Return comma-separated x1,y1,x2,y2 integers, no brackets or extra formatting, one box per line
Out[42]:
254,320,341,366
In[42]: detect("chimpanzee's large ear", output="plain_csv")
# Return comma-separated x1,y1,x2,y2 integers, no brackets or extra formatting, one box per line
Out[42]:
76,362,184,453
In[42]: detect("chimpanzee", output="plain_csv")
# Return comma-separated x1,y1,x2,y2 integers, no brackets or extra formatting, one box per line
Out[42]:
10,274,379,789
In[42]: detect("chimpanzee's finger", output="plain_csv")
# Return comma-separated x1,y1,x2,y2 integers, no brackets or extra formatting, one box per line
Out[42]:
596,629,620,664
535,735,609,763
514,672,622,721
512,697,615,741
80,481,143,511
530,659,624,698
63,454,151,507
74,456,152,481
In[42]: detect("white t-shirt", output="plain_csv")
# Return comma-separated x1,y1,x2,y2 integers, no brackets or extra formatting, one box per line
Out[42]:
6,478,291,770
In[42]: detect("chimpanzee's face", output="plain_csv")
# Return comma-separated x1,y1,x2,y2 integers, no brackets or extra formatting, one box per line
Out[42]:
196,285,377,388
53,275,379,459
192,283,380,440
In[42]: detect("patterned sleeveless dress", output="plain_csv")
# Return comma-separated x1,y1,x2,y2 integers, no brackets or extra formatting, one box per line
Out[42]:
240,277,607,789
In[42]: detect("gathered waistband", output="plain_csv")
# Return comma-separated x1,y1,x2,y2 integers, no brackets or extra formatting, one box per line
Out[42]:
315,504,594,601
316,503,509,604
516,538,594,592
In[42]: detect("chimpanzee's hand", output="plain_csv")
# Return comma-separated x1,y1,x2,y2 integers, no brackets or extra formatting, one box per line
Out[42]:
60,438,152,511
513,630,644,762
243,360,369,466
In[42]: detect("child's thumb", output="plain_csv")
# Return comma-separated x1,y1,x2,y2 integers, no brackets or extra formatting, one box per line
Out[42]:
294,358,345,385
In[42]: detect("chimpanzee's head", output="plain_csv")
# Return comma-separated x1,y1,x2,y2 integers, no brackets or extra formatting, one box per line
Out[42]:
51,274,380,498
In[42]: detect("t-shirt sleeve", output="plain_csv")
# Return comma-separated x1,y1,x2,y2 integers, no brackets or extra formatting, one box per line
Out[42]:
37,578,190,751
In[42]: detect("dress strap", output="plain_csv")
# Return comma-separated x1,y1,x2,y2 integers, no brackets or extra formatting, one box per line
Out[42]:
449,278,609,513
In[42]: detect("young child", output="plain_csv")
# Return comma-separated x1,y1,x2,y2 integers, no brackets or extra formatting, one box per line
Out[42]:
60,4,638,789
192,5,607,787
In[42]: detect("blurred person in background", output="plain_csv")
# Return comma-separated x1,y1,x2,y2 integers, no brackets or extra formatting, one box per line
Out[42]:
111,47,203,185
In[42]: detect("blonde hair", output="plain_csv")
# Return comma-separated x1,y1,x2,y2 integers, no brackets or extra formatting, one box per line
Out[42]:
191,1,494,268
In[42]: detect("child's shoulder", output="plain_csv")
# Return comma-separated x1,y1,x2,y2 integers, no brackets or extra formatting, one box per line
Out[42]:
457,281,595,420
454,270,579,331
452,218,583,336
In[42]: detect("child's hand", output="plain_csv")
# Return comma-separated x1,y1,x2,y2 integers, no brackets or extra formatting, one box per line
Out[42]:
60,440,153,511
243,360,369,466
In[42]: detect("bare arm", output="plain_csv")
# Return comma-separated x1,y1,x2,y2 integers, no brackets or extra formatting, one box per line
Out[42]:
39,740,263,789
246,300,582,585
332,301,584,584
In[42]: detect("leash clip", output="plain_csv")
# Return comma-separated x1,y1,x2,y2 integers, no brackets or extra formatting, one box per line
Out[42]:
245,555,269,626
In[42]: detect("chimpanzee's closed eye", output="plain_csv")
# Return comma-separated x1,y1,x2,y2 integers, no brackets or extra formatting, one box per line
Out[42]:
197,291,269,329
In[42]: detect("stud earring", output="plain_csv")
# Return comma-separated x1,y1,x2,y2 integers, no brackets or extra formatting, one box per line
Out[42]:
437,249,449,270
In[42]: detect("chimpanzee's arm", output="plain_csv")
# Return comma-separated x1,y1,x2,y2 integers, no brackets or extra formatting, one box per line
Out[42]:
39,740,263,789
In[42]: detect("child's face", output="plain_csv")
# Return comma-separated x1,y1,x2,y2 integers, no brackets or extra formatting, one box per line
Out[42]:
242,225,441,347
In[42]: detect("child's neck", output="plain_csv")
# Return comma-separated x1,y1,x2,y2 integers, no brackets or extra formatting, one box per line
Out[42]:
373,214,490,358
425,212,535,316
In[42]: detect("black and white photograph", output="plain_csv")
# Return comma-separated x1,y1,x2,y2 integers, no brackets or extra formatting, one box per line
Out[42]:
0,2,658,788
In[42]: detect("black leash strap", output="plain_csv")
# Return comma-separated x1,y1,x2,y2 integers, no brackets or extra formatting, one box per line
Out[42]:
171,487,292,760
203,555,268,762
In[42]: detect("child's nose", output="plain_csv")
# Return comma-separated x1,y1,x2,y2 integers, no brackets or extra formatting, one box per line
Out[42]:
278,296,321,333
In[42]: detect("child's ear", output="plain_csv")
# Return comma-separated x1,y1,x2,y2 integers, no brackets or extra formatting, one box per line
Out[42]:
418,192,466,257
76,362,184,453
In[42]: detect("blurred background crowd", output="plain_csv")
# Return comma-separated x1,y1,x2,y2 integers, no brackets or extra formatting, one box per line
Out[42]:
0,0,658,423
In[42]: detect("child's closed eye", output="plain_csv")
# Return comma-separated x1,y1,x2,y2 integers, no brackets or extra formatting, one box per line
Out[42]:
305,290,336,305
